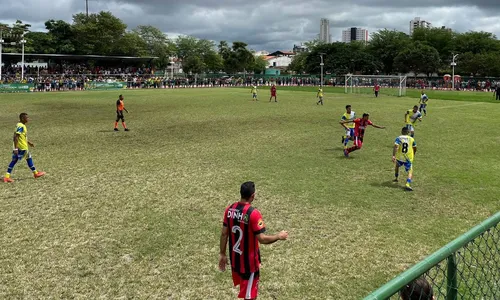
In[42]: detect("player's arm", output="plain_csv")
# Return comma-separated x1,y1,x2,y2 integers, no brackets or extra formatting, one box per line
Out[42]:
371,123,385,129
340,117,348,129
219,224,229,271
392,143,399,163
413,141,417,155
339,119,354,125
13,133,19,155
124,107,129,113
256,231,288,244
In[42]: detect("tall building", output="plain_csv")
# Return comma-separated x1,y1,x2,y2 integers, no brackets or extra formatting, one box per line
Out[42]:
409,17,431,35
341,27,369,43
319,18,331,43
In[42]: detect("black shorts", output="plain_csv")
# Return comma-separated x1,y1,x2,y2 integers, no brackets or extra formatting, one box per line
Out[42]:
116,110,125,121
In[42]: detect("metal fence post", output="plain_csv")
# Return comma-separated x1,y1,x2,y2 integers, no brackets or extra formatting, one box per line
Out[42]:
446,254,458,300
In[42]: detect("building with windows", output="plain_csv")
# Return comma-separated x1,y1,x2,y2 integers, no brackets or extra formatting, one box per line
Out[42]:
319,18,332,43
410,17,431,35
341,27,368,43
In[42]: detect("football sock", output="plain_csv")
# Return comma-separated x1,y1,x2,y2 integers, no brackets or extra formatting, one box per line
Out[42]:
395,172,399,179
6,158,18,175
122,121,127,129
114,121,118,128
406,178,412,185
27,157,36,172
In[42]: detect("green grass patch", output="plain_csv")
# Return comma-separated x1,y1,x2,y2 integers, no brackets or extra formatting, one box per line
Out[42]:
0,89,498,299
255,86,499,103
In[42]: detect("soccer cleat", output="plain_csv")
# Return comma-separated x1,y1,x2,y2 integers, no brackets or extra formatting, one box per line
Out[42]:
405,184,413,191
3,177,13,183
114,128,119,131
124,128,130,131
34,171,46,179
344,149,349,157
393,179,398,182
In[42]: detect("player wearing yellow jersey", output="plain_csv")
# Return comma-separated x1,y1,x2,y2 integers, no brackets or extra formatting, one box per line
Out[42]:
404,105,422,137
251,85,258,101
340,105,356,148
3,113,45,183
316,86,324,105
392,127,417,191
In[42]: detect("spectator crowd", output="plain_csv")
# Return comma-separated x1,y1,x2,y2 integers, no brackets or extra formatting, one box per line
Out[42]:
1,63,499,92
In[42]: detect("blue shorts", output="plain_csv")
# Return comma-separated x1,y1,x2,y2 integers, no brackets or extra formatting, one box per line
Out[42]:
419,104,427,109
345,128,355,137
252,93,257,98
12,149,31,161
396,160,412,172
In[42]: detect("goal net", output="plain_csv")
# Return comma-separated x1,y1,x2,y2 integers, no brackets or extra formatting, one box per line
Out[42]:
344,74,407,97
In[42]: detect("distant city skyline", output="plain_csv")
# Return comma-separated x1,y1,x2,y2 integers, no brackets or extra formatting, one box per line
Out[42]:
1,0,499,51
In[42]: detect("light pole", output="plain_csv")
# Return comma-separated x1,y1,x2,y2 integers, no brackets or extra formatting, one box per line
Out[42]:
319,52,325,87
20,33,26,81
451,54,458,90
0,30,4,82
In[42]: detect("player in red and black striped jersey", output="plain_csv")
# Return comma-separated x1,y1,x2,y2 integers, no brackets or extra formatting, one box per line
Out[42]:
219,181,288,300
340,113,385,157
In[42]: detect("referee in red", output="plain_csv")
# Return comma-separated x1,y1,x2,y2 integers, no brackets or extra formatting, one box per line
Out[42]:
219,181,288,300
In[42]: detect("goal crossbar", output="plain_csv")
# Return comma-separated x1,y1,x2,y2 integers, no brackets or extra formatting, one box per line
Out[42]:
344,74,407,97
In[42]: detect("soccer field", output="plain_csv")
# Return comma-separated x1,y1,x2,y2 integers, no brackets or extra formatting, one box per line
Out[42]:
0,88,498,299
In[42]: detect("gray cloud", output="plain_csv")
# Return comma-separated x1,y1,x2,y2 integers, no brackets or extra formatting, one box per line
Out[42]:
0,0,499,51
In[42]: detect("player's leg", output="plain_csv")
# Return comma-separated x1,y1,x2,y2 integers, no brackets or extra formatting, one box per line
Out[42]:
26,152,45,178
394,161,401,182
345,136,362,156
423,104,427,116
343,128,351,148
114,111,120,131
4,152,20,182
405,164,413,191
119,112,129,131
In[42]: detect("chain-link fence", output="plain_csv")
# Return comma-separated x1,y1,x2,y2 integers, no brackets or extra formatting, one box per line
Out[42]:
364,211,500,300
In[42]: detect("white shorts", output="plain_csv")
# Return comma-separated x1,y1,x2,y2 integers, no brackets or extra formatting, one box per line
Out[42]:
405,124,415,132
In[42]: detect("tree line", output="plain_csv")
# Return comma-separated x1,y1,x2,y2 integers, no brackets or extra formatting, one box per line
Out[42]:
290,28,500,77
2,12,500,77
0,11,267,74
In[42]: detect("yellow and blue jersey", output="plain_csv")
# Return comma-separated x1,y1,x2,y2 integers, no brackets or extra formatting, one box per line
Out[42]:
317,88,324,97
251,86,257,94
341,111,356,129
395,135,416,163
14,122,28,150
405,110,422,125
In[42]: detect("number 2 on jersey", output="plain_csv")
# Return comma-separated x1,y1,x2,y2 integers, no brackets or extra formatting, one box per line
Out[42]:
232,226,243,255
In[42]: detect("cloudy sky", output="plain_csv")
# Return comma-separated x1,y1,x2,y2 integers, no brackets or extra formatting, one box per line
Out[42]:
1,0,499,51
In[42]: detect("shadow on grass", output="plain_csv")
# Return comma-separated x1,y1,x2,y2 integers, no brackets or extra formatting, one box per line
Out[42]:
371,180,407,190
325,146,345,152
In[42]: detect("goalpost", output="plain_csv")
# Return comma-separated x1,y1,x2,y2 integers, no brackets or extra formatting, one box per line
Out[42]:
344,74,407,97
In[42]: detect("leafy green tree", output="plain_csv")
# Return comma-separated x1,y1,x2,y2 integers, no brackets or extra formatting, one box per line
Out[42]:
72,11,127,55
394,41,440,76
368,29,411,74
45,19,75,54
